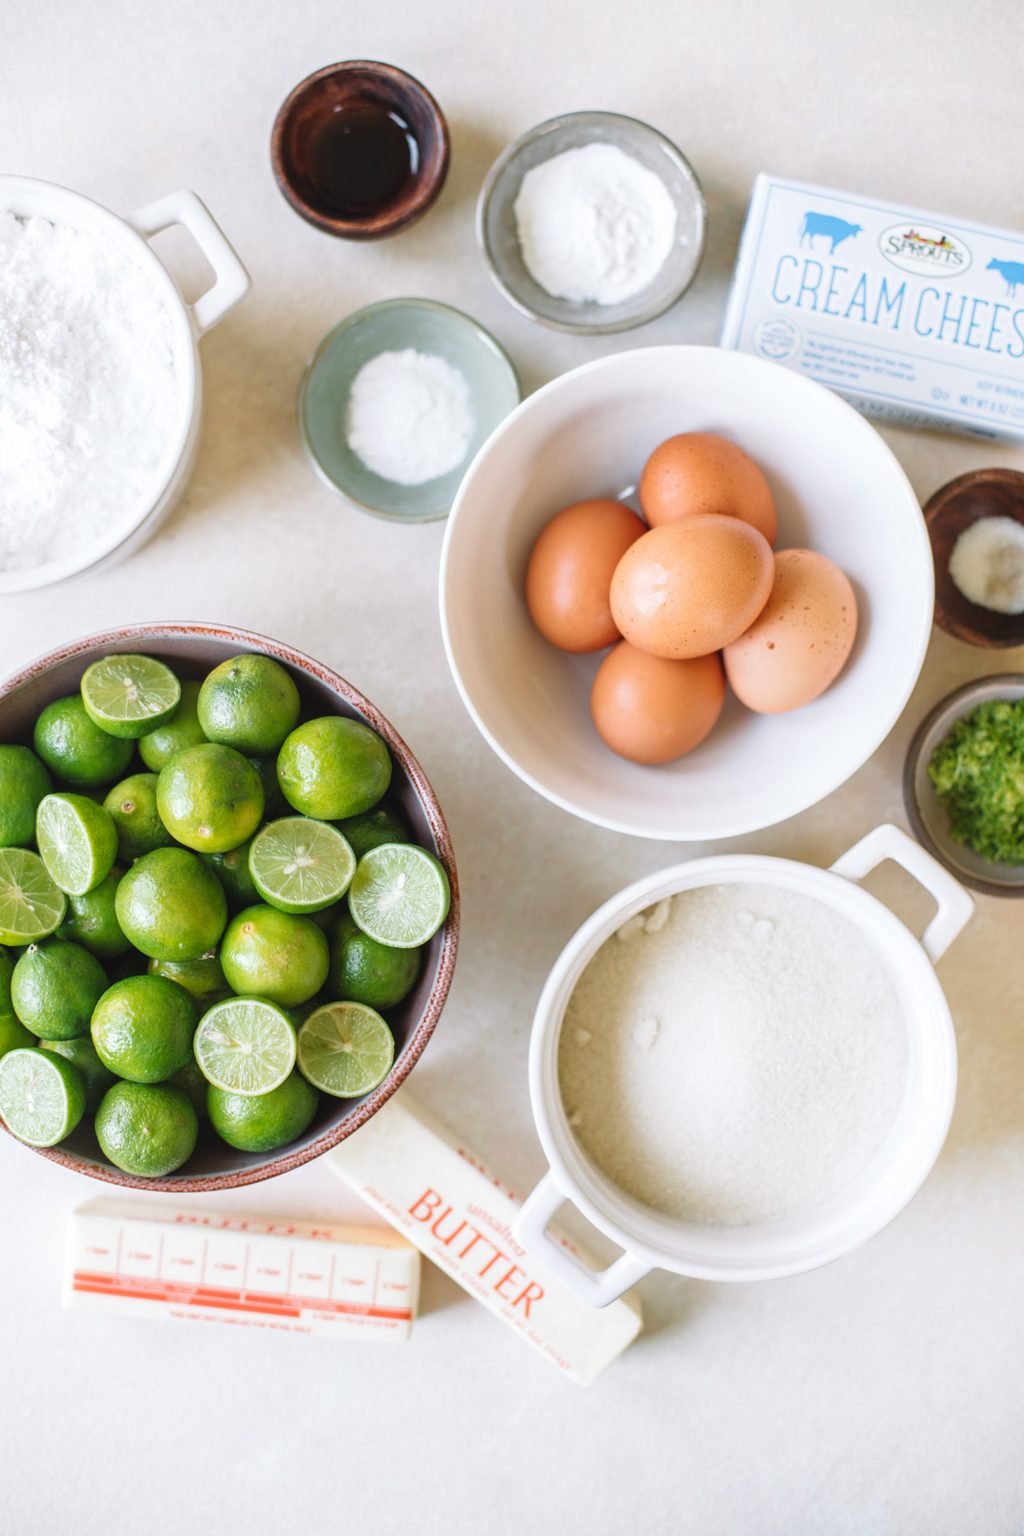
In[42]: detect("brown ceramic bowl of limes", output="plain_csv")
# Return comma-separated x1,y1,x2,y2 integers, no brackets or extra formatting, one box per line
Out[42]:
0,622,458,1191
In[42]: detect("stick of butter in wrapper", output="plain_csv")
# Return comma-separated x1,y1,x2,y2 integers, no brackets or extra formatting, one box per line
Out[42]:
64,1200,419,1341
327,1090,642,1385
721,174,1024,441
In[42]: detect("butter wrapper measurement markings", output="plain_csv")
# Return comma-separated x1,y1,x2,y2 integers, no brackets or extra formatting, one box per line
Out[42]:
64,1202,420,1340
721,174,1024,440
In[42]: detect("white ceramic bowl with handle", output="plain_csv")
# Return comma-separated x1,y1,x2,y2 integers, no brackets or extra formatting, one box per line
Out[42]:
439,346,934,841
0,175,250,594
514,824,972,1306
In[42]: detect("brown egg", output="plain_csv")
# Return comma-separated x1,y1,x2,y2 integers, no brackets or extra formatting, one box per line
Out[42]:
591,643,725,764
723,549,858,713
610,514,774,660
639,432,778,545
526,499,646,653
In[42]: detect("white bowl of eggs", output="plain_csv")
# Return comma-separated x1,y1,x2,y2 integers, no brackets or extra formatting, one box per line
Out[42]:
439,346,934,841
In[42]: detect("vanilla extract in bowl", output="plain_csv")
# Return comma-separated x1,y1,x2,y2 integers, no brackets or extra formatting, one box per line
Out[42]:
306,103,419,218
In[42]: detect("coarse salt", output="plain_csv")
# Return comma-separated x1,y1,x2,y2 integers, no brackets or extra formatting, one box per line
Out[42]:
558,883,907,1227
948,515,1024,615
345,348,474,486
0,210,178,572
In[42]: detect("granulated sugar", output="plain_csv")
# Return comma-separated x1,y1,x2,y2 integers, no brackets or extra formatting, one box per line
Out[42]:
0,211,178,572
558,884,907,1226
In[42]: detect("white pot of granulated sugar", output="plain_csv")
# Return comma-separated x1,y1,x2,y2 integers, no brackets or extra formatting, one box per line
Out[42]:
515,824,973,1307
0,176,250,592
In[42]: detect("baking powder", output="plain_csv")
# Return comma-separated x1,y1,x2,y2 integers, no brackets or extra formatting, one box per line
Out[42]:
0,211,178,572
513,142,677,306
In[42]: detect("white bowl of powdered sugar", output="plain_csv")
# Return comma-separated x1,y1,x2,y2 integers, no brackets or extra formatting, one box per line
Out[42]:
513,823,973,1307
0,176,249,592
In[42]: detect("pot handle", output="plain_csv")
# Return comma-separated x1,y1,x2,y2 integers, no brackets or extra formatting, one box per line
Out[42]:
830,822,973,964
126,190,250,337
514,1171,651,1308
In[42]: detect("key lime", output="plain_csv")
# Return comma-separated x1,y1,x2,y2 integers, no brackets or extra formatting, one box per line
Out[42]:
327,911,421,1008
41,1036,117,1113
36,792,119,896
103,773,172,862
57,868,130,959
157,743,264,854
347,843,450,949
148,952,227,1004
0,745,52,848
138,679,206,770
203,838,259,910
0,1047,86,1147
91,974,196,1083
170,1056,209,1117
33,696,134,788
335,802,409,859
277,716,392,820
207,1070,318,1152
198,654,301,755
248,756,288,820
0,1014,34,1058
194,996,296,1095
0,850,66,947
80,654,181,740
219,905,329,1006
115,846,228,961
297,1001,395,1098
249,817,356,914
11,940,108,1040
94,1081,198,1177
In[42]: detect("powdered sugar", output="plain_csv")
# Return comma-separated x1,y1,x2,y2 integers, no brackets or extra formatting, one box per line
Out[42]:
346,348,474,486
558,883,907,1226
0,210,179,572
513,142,678,306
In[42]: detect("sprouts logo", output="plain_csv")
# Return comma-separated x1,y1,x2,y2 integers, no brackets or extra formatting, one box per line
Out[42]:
880,222,972,276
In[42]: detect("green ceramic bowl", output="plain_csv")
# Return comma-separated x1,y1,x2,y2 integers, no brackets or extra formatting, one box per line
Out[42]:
298,298,521,522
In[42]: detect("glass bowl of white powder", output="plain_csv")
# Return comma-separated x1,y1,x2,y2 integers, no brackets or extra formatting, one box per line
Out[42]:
477,111,706,334
299,298,521,521
0,175,249,592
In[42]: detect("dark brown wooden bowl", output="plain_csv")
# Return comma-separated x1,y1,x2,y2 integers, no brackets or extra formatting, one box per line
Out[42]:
0,622,459,1191
924,467,1024,648
271,60,450,240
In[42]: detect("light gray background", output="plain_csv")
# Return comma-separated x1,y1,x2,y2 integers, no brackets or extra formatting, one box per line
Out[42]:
1,3,1022,1532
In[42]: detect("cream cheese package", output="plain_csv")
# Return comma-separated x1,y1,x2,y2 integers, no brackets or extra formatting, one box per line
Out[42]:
64,1200,419,1340
721,174,1024,440
328,1090,642,1385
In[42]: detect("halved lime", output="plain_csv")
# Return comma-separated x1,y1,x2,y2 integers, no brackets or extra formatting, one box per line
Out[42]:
297,1002,395,1098
36,793,118,896
0,1047,86,1146
80,654,181,740
347,843,450,949
0,849,67,947
193,997,296,1096
249,818,356,914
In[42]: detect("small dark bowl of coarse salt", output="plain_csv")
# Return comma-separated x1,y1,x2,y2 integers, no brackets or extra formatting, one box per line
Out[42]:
924,468,1024,648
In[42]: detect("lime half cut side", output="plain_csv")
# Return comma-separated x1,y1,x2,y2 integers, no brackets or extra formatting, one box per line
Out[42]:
193,997,296,1096
0,1048,86,1146
249,817,356,914
297,1002,395,1099
81,655,181,740
37,793,118,896
0,849,67,946
347,843,450,949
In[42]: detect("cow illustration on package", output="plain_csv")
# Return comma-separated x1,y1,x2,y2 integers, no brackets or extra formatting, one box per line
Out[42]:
986,257,1024,297
800,211,863,254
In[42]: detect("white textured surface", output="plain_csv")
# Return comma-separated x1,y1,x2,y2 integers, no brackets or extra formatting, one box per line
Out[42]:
0,2,1023,1533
